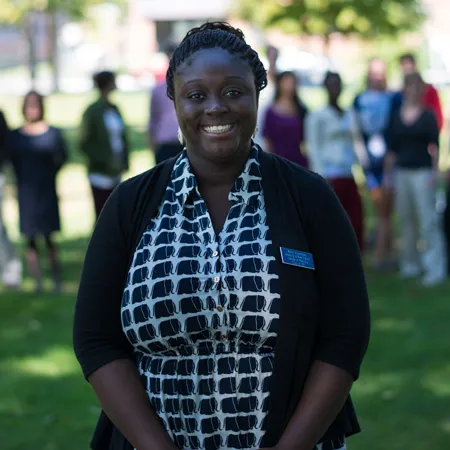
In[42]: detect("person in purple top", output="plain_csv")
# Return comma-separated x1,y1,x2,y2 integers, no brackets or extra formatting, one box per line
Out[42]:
262,71,308,167
148,43,184,164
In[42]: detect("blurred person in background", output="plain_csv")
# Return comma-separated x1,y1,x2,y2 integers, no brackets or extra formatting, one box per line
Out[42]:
254,45,278,147
306,72,364,249
392,53,444,131
445,160,450,276
9,91,67,293
0,110,22,289
385,72,447,286
263,70,309,167
353,58,395,270
148,42,183,164
80,71,129,220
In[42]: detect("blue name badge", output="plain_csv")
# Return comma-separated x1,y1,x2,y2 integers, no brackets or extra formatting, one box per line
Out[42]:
280,247,315,270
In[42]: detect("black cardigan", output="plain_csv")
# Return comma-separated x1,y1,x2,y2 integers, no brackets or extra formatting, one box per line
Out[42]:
73,149,370,449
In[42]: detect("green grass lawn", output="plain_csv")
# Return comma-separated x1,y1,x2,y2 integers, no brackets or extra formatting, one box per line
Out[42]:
0,91,450,449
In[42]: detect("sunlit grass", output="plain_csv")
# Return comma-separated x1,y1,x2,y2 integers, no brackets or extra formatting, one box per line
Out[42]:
3,346,80,377
0,90,449,449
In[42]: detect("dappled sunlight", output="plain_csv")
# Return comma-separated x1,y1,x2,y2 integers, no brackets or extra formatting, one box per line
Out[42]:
2,345,79,378
2,320,37,342
439,418,450,434
353,371,416,397
374,317,416,332
61,280,82,295
422,364,450,397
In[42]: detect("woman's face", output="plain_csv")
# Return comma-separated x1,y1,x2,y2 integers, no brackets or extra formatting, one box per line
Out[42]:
279,74,297,96
325,75,342,99
368,60,387,90
404,78,424,103
24,94,42,122
173,48,258,164
103,77,116,96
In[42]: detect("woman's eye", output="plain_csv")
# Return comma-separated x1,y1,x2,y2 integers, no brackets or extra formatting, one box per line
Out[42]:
225,89,242,97
187,92,204,100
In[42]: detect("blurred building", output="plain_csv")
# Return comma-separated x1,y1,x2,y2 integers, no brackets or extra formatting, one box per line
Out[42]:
422,0,450,85
124,0,233,80
1,0,449,94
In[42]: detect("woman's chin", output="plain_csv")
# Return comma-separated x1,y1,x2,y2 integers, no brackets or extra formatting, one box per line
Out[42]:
204,142,252,163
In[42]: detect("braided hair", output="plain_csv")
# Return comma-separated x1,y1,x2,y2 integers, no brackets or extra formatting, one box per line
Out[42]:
166,22,267,101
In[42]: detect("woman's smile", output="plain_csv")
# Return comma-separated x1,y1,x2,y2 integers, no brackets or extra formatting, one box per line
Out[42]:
201,123,237,136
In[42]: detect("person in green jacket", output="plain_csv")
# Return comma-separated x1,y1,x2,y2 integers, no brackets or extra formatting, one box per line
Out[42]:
80,71,129,220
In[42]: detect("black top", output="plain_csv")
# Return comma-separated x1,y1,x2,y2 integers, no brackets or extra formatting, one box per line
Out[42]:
389,109,439,169
10,127,67,236
73,148,370,449
0,110,9,170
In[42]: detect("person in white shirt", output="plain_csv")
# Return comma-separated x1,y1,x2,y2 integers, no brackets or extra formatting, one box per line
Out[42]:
306,72,364,249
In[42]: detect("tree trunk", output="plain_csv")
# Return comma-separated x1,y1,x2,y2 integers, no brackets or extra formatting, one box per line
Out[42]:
323,34,331,57
48,10,60,93
23,14,38,87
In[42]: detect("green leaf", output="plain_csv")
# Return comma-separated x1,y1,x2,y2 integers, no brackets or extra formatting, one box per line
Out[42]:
233,0,426,38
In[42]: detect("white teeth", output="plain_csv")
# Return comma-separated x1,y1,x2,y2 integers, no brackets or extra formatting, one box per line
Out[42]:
203,124,233,134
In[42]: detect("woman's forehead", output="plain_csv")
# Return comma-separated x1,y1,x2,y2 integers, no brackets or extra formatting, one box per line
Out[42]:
176,48,252,81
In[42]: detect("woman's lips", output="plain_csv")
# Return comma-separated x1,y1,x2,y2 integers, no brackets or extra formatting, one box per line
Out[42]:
201,123,236,135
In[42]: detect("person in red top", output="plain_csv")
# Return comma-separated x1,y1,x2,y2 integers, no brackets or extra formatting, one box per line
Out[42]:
399,53,444,131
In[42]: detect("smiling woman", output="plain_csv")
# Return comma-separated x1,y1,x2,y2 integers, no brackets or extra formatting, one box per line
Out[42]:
166,23,266,180
73,22,370,450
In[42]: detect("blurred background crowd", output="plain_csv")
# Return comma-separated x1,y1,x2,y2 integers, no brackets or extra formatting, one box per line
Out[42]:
1,1,450,449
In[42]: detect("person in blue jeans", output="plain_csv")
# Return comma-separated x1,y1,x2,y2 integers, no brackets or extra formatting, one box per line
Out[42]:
353,58,396,270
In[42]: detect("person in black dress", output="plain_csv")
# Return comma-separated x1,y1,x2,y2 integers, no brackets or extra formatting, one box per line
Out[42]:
74,22,370,450
9,91,67,293
385,73,447,286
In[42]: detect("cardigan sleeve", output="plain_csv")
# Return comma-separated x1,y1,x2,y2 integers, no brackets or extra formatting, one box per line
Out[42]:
73,184,134,379
306,175,370,380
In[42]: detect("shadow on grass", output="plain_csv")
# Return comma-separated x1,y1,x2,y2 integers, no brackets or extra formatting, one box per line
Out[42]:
350,270,450,449
1,238,450,449
0,236,98,450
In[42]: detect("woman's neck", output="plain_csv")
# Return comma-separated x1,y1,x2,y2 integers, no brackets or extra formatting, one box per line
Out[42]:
187,143,252,190
22,121,49,135
403,99,422,109
276,94,293,105
100,93,111,103
328,97,340,110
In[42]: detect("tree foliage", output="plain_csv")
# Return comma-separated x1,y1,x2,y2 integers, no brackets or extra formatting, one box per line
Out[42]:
0,0,123,24
0,0,125,89
233,0,426,39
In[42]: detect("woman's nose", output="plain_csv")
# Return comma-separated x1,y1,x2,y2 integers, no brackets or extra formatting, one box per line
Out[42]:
204,97,229,115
